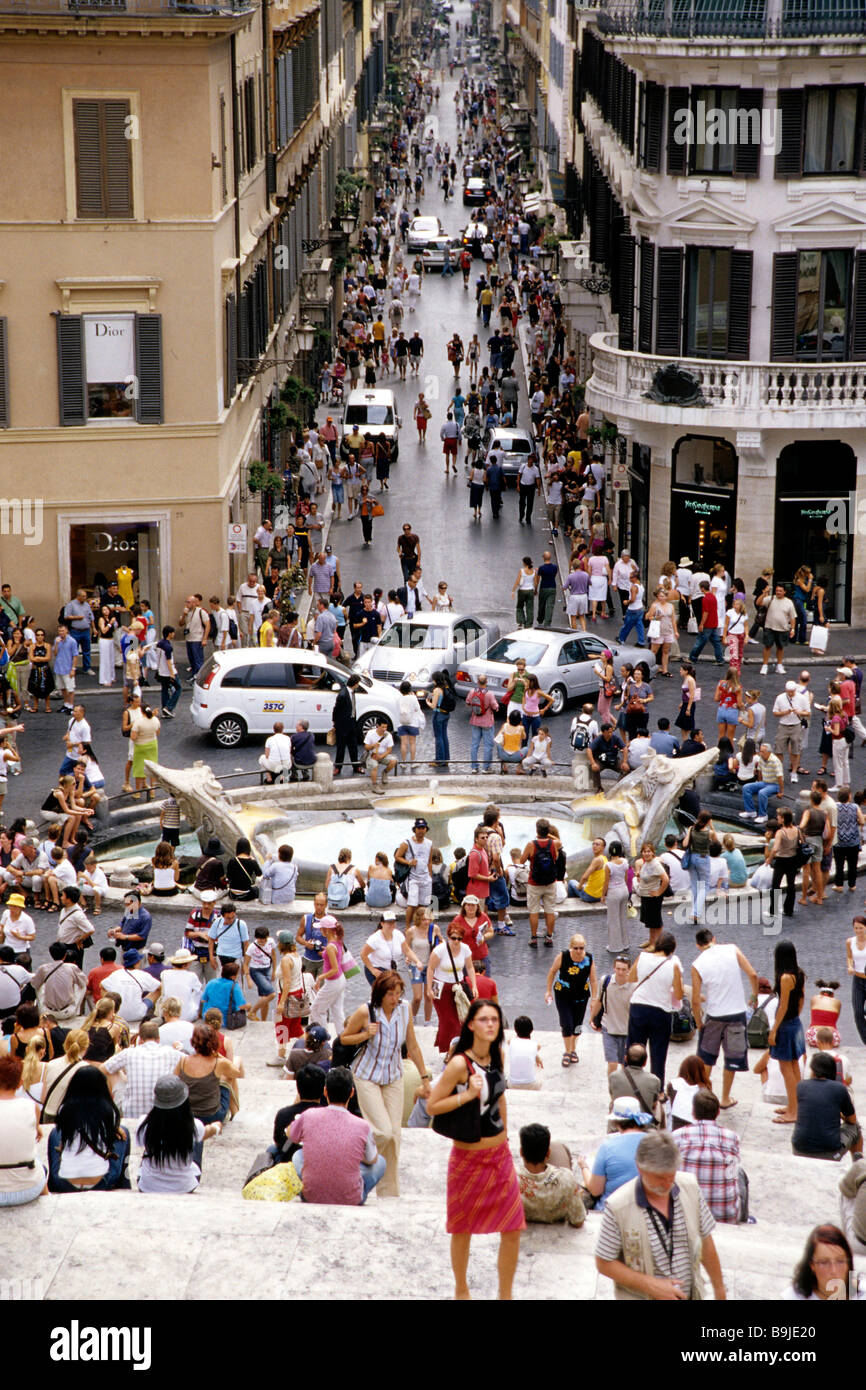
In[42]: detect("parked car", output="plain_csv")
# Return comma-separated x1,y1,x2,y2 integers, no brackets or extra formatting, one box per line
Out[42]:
421,235,461,271
342,389,401,461
351,612,501,693
191,649,403,748
407,214,445,253
484,427,535,482
463,177,491,206
453,630,656,715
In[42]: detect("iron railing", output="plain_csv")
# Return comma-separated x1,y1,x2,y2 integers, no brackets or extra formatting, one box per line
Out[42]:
0,0,253,15
596,0,866,38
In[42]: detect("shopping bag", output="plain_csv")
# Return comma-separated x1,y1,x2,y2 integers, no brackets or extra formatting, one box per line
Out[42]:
809,624,829,655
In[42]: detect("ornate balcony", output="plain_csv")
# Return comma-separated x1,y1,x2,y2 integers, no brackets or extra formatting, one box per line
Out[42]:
0,0,252,15
596,0,866,39
586,331,866,433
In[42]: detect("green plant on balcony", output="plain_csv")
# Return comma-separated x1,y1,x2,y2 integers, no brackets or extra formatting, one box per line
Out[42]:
542,233,560,252
600,422,618,444
529,179,542,193
587,426,603,442
247,461,283,495
269,401,292,432
280,375,303,405
313,327,332,358
298,384,318,424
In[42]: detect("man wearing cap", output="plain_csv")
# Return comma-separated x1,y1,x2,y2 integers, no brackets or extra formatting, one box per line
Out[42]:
208,902,249,973
838,666,866,743
595,1130,726,1300
183,895,221,983
772,680,810,784
158,948,203,1022
142,944,167,983
286,1023,333,1076
108,949,161,1024
107,891,153,950
0,893,35,963
578,1096,654,1206
396,819,433,929
102,1020,184,1117
86,946,121,1004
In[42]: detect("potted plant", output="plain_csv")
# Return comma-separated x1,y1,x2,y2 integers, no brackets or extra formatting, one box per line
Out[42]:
280,376,302,406
601,422,618,444
269,401,291,432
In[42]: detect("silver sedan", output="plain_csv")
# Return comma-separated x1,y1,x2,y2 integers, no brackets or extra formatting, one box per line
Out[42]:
351,612,501,693
453,627,657,715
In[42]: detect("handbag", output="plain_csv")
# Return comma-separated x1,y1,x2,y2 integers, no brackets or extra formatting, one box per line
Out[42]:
681,848,693,870
371,502,385,517
431,1058,483,1142
326,727,337,746
444,937,472,1023
284,970,316,1018
793,835,814,868
647,619,662,642
225,981,247,1031
331,1000,377,1070
687,614,698,634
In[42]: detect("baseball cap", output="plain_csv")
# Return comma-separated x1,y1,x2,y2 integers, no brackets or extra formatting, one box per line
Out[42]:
147,943,165,959
785,680,797,692
306,1025,329,1045
413,817,429,829
380,910,397,921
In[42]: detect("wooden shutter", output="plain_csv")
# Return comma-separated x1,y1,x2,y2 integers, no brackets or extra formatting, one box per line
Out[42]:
775,90,805,178
103,101,132,217
851,251,866,360
733,89,763,176
225,294,238,403
589,170,610,264
73,100,103,216
135,314,163,424
74,100,132,218
618,234,636,351
56,315,86,426
727,250,753,359
655,248,684,356
219,93,228,203
643,81,664,172
638,238,655,353
770,252,798,361
666,86,689,175
0,319,8,429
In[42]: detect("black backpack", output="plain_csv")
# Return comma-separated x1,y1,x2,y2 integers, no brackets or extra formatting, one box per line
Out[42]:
207,611,219,642
451,857,469,901
331,1000,376,1070
228,616,239,641
439,687,457,713
531,838,557,885
671,996,696,1042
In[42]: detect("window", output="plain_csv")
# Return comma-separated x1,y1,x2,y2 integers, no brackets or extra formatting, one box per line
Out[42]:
690,88,737,173
56,313,163,426
686,248,731,357
73,99,132,218
804,87,858,173
795,250,851,360
558,640,584,666
220,664,253,689
247,664,290,688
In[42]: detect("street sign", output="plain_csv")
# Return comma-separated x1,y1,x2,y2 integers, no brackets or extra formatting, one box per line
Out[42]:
227,523,247,554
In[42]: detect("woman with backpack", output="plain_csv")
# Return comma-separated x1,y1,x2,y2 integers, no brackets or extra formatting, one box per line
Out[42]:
325,849,365,911
425,670,455,770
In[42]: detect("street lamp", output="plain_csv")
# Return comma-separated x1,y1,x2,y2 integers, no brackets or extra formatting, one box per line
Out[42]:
517,174,530,196
295,321,316,354
340,212,357,236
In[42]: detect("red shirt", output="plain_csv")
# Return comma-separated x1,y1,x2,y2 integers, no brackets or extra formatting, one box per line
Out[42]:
840,679,857,721
701,593,718,628
452,911,492,962
466,848,490,901
86,961,121,1001
474,973,498,1000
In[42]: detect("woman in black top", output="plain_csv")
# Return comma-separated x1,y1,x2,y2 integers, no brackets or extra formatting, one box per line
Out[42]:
226,837,261,901
544,935,597,1066
768,938,806,1126
193,839,227,894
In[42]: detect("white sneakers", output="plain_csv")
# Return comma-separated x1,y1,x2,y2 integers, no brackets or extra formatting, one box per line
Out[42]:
790,772,798,783
759,664,768,675
739,810,756,819
754,814,768,825
776,664,786,674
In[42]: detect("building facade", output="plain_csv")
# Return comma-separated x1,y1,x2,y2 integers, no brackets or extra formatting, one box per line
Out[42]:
0,0,390,624
559,0,866,624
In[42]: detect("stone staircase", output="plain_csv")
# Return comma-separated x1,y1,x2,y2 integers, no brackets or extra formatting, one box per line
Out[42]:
3,1023,864,1301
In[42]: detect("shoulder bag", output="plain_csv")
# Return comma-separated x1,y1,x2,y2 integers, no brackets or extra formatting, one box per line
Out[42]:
40,1060,80,1122
332,1000,377,1070
431,1058,482,1142
444,937,472,1023
223,980,247,1031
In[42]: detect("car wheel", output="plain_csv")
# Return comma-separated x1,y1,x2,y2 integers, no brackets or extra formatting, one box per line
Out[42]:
357,711,393,739
548,684,568,716
212,714,247,748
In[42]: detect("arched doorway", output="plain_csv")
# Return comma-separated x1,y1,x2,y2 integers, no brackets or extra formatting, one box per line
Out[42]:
669,436,738,574
774,441,855,623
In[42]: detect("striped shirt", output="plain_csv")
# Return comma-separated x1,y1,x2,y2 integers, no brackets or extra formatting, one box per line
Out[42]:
353,1000,409,1085
596,1177,715,1297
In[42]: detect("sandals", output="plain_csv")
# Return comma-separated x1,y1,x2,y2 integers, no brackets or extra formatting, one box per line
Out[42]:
544,935,554,947
561,1053,572,1067
569,1052,579,1063
528,938,538,948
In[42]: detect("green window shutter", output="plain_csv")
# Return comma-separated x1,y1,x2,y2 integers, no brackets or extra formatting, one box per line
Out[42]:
56,315,87,426
135,314,163,424
0,318,8,428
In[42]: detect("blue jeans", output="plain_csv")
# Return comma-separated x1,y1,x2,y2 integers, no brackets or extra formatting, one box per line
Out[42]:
199,1085,231,1125
618,609,645,646
522,713,541,741
433,711,451,764
688,854,711,922
689,628,725,662
292,1147,386,1203
0,1170,45,1205
70,628,92,670
47,1129,130,1192
160,674,182,712
496,746,525,767
742,781,778,817
567,881,602,903
487,875,509,911
470,724,494,772
793,594,809,645
186,641,204,675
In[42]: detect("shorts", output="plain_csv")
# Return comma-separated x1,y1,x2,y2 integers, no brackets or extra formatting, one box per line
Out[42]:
697,1015,749,1072
769,1016,806,1063
716,706,738,724
602,1031,628,1064
763,627,788,649
409,964,427,986
406,878,432,908
775,725,803,757
487,875,509,911
56,673,75,692
442,437,458,456
249,967,275,998
396,725,420,737
526,882,556,915
566,593,588,617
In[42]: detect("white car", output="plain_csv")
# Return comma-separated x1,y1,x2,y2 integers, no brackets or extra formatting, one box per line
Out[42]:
407,215,445,253
191,649,402,748
351,612,501,692
485,427,535,482
342,388,401,461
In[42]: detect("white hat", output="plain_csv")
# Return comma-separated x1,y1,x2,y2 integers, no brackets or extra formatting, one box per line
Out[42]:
169,948,197,966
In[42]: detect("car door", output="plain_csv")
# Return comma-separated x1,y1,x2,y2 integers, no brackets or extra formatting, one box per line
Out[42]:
451,619,482,672
242,663,296,734
572,636,611,696
292,660,344,732
555,638,588,698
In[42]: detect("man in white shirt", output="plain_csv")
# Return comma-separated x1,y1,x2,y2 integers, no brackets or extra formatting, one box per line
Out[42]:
365,720,397,794
254,519,273,575
259,721,294,784
0,894,36,959
689,566,710,627
159,949,204,1022
60,704,92,775
675,557,694,628
518,457,541,525
795,670,814,770
772,679,810,784
236,572,261,646
209,597,231,652
691,929,759,1108
626,734,653,770
659,836,690,895
158,999,195,1054
612,551,633,620
109,949,161,1024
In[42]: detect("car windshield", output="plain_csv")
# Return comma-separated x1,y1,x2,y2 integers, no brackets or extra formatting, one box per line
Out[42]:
495,437,531,453
346,404,394,426
485,638,547,664
377,623,449,651
411,219,439,236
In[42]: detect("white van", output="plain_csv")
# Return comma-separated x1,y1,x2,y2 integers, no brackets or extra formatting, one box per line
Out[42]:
342,388,401,461
190,648,402,748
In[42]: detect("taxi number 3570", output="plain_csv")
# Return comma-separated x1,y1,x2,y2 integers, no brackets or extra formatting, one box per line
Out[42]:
262,701,285,712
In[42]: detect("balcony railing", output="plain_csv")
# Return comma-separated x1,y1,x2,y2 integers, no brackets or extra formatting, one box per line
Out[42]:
588,332,866,423
596,0,866,39
0,0,253,15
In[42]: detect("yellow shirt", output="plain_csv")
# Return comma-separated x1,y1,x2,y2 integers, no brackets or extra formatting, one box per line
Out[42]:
501,724,525,754
372,321,386,341
259,619,275,647
584,856,608,899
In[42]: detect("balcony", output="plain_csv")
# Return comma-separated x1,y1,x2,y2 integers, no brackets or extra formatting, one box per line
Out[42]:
0,0,253,16
586,331,866,433
596,0,866,39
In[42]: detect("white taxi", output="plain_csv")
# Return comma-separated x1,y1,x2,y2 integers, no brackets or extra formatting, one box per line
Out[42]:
190,648,403,748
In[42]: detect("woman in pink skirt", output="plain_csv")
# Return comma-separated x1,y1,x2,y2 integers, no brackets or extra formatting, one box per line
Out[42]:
427,999,525,1300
